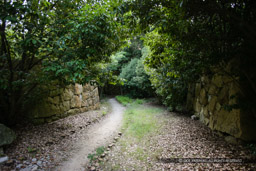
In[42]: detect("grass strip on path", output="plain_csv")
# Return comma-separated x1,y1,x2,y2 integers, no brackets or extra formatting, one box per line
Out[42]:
99,96,164,170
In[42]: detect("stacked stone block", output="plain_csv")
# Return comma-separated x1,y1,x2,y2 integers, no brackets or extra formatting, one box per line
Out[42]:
30,83,100,124
189,72,256,141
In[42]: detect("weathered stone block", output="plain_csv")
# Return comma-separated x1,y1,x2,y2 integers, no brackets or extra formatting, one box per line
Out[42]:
229,82,239,105
67,109,80,115
74,83,83,95
48,96,60,105
71,95,82,108
82,92,89,101
195,83,201,97
199,88,207,105
208,84,218,95
82,100,88,107
215,103,221,111
211,74,223,88
32,102,61,118
199,108,205,123
92,97,97,105
88,99,93,106
203,106,209,118
61,101,70,112
217,86,229,103
201,76,210,85
0,124,16,147
90,85,95,91
204,118,210,125
49,88,63,97
62,89,73,101
83,84,90,92
80,107,88,113
29,82,100,125
93,88,99,96
211,109,241,138
95,103,100,109
208,96,217,112
194,98,201,113
222,75,233,84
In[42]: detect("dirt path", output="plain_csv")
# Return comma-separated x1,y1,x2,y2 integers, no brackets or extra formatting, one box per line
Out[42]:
96,102,256,170
56,98,125,171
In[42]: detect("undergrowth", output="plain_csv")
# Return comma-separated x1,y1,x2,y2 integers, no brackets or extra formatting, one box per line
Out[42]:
123,104,162,139
87,146,105,163
115,95,146,106
115,96,133,106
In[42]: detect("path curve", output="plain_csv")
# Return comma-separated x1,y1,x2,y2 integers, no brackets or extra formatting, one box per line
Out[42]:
56,98,125,171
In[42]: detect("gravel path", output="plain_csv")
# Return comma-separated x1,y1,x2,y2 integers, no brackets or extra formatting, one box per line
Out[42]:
1,99,255,171
0,98,125,171
97,103,256,170
56,98,124,171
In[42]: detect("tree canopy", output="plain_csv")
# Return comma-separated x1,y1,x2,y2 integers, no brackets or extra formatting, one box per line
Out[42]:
0,0,127,125
1,0,256,125
124,0,256,112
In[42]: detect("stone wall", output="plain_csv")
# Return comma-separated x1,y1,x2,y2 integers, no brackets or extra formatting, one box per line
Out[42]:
29,83,100,124
189,72,256,141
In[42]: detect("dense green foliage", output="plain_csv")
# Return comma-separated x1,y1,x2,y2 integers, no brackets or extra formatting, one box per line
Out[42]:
100,38,153,98
1,0,255,125
125,0,256,113
0,0,127,125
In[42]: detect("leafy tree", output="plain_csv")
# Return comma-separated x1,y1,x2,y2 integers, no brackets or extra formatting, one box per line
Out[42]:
119,51,153,97
0,0,127,125
98,37,153,97
126,0,256,114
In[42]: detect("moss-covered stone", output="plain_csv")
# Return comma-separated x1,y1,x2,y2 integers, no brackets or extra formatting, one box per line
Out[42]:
82,92,89,101
60,101,70,112
211,74,223,88
71,95,82,108
48,96,60,105
228,82,239,105
208,96,217,112
88,99,93,106
82,100,88,107
240,111,256,141
199,88,207,105
215,103,222,111
192,67,256,141
211,109,241,138
32,118,45,125
61,89,73,101
208,84,218,95
217,86,229,103
49,88,63,97
28,83,100,124
0,124,16,147
195,83,201,97
74,83,83,95
32,101,61,118
67,109,80,115
80,107,88,113
194,98,201,113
